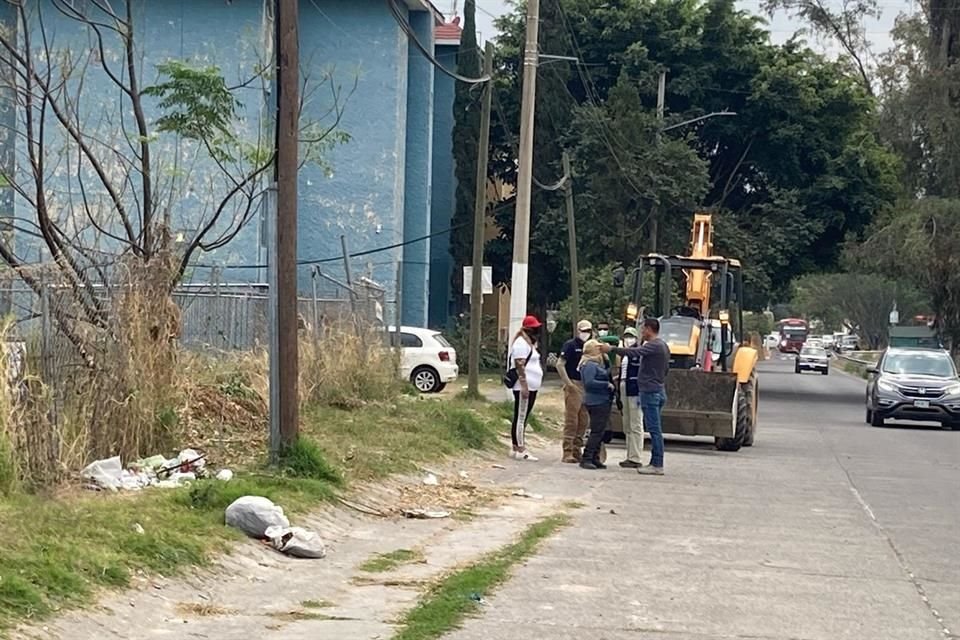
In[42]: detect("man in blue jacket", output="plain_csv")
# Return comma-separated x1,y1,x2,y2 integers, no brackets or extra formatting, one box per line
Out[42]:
617,327,645,468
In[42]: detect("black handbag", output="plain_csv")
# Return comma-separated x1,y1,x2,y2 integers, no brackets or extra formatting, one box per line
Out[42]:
502,368,519,388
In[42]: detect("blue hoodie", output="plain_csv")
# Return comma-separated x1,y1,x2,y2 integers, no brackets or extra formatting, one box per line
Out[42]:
580,361,613,407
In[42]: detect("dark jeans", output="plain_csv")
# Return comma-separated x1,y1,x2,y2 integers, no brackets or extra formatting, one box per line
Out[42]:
582,403,611,464
640,389,667,467
511,390,538,448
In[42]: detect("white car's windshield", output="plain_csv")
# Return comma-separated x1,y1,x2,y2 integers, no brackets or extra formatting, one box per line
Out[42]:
801,347,826,357
882,352,956,378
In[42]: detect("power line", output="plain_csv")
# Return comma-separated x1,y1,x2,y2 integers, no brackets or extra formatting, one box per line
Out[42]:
385,0,491,85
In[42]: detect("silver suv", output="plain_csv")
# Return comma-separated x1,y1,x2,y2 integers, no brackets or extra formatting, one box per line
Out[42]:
865,348,960,429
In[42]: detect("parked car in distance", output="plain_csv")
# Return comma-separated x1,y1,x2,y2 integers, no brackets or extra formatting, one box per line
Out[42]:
796,345,830,375
821,334,836,349
865,348,960,429
387,326,458,393
838,335,860,352
805,337,824,349
764,333,780,350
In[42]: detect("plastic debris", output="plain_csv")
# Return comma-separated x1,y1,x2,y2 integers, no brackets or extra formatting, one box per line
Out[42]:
468,592,488,606
402,508,451,519
225,496,290,538
132,523,145,535
512,489,543,500
81,457,152,492
422,473,439,486
264,525,326,559
216,469,234,482
458,470,470,479
491,464,506,470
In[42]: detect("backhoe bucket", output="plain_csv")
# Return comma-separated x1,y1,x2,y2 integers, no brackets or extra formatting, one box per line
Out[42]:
662,370,739,438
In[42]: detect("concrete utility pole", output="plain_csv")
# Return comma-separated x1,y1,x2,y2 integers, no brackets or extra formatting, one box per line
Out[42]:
649,70,666,253
270,0,300,458
508,0,540,337
467,43,494,397
562,151,579,336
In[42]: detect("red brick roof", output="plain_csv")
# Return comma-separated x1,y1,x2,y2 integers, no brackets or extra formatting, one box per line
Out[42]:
436,16,462,44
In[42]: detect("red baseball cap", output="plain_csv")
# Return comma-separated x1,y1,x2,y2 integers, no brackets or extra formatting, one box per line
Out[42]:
522,315,542,329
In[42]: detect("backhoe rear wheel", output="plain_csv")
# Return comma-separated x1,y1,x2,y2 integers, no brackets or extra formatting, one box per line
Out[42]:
716,384,750,452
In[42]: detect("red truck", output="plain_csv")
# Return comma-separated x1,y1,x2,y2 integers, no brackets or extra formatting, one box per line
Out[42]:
777,318,808,353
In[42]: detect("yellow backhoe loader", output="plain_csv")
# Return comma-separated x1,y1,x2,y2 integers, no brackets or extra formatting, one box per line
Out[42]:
613,213,759,451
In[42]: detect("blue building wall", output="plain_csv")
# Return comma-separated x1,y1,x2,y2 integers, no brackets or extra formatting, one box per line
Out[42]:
10,0,447,325
400,11,434,327
428,42,458,329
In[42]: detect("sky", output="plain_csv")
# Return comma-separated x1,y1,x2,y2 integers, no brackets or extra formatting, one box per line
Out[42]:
434,0,921,56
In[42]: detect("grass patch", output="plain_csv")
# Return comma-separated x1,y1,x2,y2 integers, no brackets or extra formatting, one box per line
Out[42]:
176,602,238,617
394,514,571,640
0,472,335,633
491,400,548,434
279,437,345,487
301,599,335,609
301,398,503,483
359,548,424,573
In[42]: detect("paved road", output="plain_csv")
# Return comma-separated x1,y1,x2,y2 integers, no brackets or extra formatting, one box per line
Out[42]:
447,358,960,640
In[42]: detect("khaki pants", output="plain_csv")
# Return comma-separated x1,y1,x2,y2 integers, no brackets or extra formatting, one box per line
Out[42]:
562,383,589,461
621,383,645,463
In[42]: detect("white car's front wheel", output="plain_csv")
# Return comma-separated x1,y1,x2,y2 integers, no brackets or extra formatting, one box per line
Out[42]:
411,366,441,393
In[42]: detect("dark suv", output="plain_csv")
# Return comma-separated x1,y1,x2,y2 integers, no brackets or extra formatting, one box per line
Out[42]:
866,348,960,429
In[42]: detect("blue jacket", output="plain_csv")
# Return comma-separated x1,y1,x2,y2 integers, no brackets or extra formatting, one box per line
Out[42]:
580,361,613,407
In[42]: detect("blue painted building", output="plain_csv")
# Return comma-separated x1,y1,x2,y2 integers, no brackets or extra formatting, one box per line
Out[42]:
7,0,461,328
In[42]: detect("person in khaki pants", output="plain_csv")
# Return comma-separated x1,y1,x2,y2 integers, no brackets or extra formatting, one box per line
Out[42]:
617,327,645,468
558,320,593,462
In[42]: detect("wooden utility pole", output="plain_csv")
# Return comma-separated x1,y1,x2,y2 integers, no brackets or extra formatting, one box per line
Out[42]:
272,0,299,454
562,151,579,336
649,70,666,253
507,0,540,337
467,43,494,397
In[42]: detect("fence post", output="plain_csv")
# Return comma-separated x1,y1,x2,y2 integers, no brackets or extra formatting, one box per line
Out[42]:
311,266,320,337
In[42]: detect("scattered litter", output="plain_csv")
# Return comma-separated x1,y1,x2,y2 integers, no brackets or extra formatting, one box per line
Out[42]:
81,457,151,492
458,470,470,479
338,497,388,518
80,448,221,492
132,523,145,535
264,525,326,559
468,592,488,606
512,489,543,500
609,509,618,515
225,496,290,538
216,469,234,482
422,473,439,486
402,508,451,519
491,464,506,470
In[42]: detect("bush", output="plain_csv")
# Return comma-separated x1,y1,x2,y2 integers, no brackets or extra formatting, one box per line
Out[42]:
300,324,404,408
279,437,344,486
447,314,504,372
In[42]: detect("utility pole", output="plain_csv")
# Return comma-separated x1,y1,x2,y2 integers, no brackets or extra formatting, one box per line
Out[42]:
270,0,300,458
562,151,579,336
508,0,540,336
467,42,494,397
649,70,666,253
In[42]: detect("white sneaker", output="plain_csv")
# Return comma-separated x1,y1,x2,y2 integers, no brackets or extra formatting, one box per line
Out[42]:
513,450,538,462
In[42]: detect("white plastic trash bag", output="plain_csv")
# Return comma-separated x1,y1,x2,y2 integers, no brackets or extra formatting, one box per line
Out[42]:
264,525,327,559
224,496,290,538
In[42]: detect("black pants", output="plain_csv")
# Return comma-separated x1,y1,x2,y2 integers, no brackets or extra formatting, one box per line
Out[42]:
582,403,611,464
511,390,538,448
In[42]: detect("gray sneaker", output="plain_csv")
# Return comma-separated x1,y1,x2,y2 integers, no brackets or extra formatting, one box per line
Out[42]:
619,460,642,468
637,466,664,476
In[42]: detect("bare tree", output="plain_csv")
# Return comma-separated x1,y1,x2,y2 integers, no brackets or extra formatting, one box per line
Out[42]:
0,0,350,365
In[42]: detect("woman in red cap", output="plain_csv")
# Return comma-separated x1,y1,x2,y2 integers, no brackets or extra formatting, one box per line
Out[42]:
508,315,544,461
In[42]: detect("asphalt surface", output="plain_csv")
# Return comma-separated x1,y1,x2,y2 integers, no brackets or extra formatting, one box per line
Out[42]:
446,357,960,640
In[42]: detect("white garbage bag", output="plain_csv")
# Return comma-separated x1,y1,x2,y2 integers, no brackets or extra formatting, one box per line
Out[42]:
264,525,327,559
224,496,290,538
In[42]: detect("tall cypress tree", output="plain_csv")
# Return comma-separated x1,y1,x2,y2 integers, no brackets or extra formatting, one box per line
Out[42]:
449,0,481,310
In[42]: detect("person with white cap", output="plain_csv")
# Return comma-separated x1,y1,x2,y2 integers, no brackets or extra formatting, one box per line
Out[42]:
557,319,593,462
618,326,645,468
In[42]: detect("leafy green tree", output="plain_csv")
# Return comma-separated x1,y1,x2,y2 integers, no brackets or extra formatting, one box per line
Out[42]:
847,198,960,356
449,0,482,308
791,273,927,349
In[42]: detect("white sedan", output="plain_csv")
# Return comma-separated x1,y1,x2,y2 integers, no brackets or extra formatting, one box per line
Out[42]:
795,345,830,375
388,326,459,393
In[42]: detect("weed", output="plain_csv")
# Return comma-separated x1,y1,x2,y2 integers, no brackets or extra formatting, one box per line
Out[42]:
176,602,238,617
394,514,571,640
492,400,545,433
359,548,424,573
279,438,344,486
